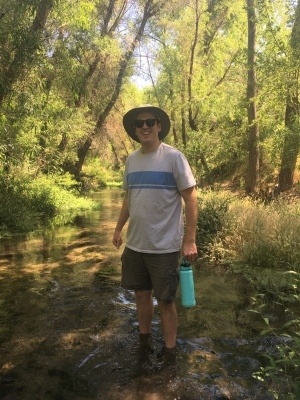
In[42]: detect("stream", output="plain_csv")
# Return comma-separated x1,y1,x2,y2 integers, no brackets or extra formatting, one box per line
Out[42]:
0,189,290,399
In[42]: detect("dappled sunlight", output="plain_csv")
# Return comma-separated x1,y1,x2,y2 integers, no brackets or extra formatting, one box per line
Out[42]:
0,189,290,399
1,361,15,373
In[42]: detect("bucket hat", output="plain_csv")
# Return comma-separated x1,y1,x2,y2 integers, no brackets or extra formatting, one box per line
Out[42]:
123,104,171,143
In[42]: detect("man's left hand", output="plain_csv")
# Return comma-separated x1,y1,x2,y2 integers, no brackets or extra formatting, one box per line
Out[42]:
181,241,198,262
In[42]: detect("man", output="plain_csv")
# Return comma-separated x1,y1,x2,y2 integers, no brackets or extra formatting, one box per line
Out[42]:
112,104,198,374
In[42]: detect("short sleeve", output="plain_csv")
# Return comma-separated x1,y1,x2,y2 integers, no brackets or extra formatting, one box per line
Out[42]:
172,152,196,191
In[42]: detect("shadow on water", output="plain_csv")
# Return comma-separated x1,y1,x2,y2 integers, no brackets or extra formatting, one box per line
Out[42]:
0,189,290,399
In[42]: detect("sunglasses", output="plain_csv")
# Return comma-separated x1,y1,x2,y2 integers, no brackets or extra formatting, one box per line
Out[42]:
133,119,158,128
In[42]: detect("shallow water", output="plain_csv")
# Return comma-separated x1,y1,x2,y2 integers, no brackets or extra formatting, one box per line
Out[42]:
0,189,289,399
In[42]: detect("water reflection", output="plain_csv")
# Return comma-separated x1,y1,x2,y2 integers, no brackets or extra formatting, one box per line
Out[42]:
0,189,287,399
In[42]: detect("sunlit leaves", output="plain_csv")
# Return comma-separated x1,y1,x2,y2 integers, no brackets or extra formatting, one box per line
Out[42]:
51,0,97,30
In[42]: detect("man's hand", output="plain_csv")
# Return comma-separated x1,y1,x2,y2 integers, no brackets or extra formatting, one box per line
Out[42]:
112,191,129,249
112,231,123,249
181,240,198,262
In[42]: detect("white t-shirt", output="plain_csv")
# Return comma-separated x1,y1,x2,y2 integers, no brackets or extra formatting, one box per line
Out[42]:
123,142,196,253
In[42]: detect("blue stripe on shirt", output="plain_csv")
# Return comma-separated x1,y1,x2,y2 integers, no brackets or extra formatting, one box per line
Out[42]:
127,171,177,189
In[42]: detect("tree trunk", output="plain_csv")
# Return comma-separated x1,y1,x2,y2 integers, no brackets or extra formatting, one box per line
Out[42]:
278,1,300,192
181,90,187,146
278,92,300,191
245,0,259,195
188,0,200,132
186,0,212,182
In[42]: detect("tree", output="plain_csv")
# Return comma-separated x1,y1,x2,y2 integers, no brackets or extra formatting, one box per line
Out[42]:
245,0,259,194
145,0,247,184
278,0,300,192
72,0,164,180
0,0,165,181
0,0,54,105
1,0,299,192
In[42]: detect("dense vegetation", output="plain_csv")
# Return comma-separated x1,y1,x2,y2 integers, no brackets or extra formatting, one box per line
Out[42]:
197,191,300,399
0,0,299,398
0,0,300,193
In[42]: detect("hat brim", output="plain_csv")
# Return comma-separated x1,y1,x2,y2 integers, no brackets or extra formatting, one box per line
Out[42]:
123,105,171,143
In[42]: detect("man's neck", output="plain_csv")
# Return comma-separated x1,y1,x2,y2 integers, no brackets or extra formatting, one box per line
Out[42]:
140,141,161,154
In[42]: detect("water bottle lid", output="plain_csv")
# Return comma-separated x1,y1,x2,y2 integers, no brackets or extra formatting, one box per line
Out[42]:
180,259,192,270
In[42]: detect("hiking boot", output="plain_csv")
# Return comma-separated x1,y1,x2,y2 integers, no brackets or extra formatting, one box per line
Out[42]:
156,346,178,380
132,337,154,377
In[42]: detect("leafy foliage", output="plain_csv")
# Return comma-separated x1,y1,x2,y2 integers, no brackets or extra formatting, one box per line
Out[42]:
197,190,232,256
0,172,96,235
0,0,299,191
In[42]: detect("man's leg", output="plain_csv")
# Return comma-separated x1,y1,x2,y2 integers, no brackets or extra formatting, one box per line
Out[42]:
134,289,154,374
157,300,178,375
157,300,177,349
135,289,154,333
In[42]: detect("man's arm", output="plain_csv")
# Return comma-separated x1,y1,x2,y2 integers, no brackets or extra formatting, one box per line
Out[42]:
112,190,129,249
180,186,198,262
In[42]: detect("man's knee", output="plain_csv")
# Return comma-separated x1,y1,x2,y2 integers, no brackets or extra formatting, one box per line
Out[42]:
157,299,176,312
135,289,152,302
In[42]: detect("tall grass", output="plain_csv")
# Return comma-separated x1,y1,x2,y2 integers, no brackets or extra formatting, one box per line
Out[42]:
197,190,300,398
197,191,300,272
223,199,300,271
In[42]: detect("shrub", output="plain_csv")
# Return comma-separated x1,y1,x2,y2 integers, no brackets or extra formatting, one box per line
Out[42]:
197,190,232,257
82,158,122,190
0,173,97,235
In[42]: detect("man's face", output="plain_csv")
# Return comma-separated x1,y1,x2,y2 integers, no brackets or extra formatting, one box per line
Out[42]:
134,111,162,144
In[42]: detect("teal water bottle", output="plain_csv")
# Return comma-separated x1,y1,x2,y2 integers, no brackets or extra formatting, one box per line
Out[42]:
179,260,196,307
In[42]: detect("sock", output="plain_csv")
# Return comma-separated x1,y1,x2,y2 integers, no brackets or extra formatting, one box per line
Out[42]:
165,346,177,354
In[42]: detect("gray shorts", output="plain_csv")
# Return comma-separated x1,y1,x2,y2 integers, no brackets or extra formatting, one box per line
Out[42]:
121,247,180,302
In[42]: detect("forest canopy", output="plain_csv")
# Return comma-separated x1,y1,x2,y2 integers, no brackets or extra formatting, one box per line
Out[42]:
0,0,299,194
